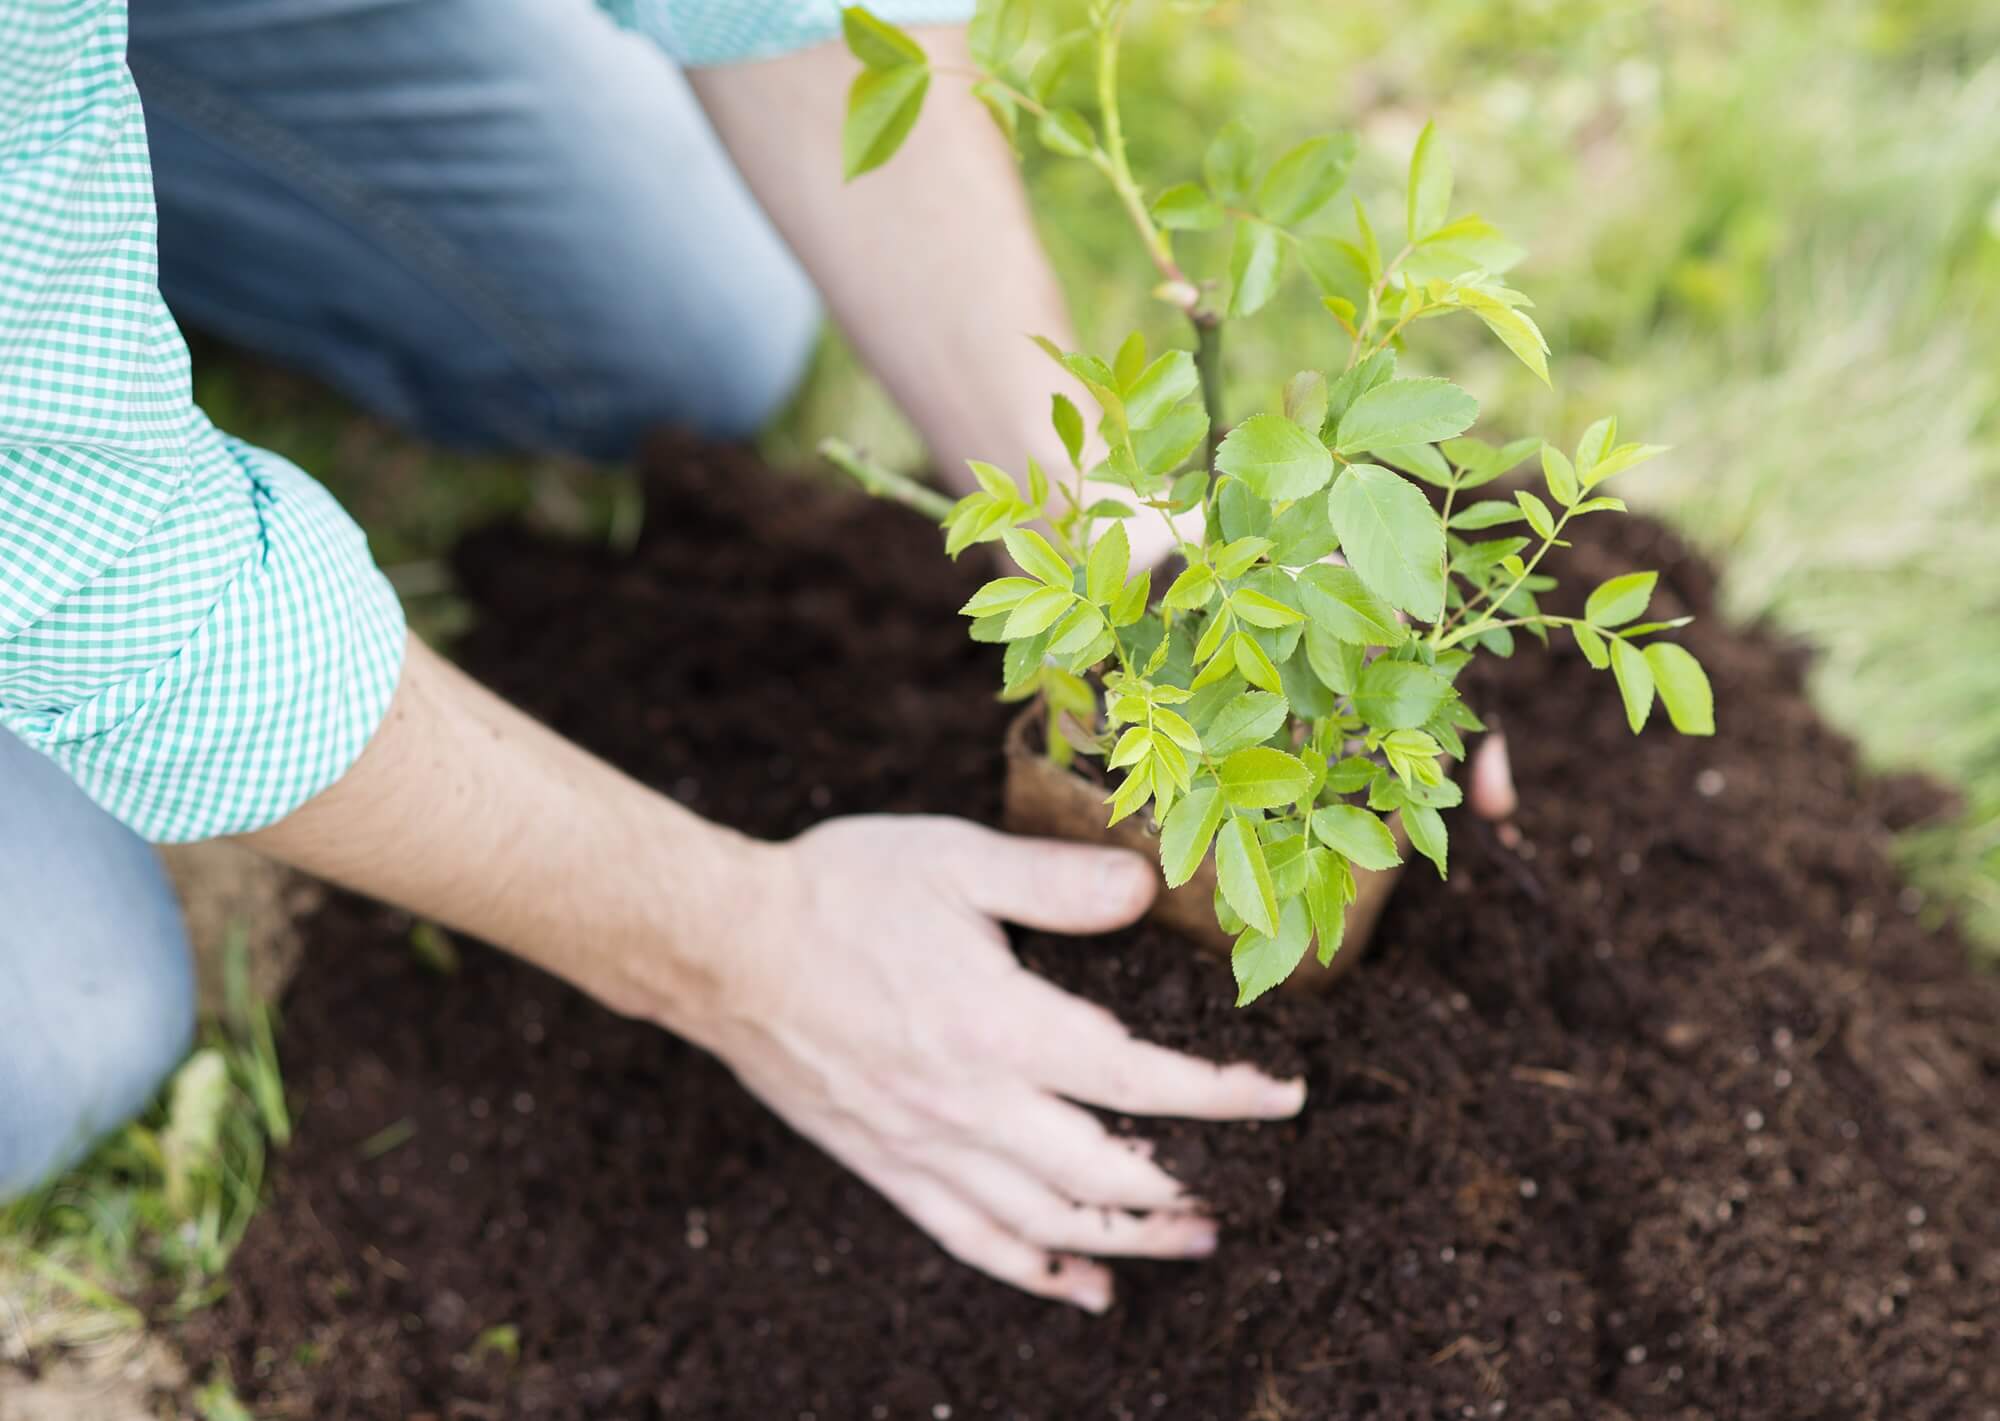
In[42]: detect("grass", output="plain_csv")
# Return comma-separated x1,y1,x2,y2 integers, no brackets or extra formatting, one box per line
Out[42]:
0,932,291,1355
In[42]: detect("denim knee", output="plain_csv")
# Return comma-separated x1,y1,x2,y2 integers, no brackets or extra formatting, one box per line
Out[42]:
0,734,198,1201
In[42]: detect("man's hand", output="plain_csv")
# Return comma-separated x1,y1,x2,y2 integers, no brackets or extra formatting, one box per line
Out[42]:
665,816,1305,1311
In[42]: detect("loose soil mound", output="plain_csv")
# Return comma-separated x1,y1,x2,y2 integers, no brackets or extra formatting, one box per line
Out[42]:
183,439,2000,1419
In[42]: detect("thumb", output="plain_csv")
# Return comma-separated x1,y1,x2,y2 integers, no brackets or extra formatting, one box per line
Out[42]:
1470,731,1518,821
946,824,1158,934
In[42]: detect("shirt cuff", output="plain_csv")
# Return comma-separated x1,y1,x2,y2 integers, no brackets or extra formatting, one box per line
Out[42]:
10,441,407,844
599,0,974,67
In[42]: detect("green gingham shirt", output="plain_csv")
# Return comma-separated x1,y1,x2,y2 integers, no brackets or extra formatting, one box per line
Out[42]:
0,0,966,843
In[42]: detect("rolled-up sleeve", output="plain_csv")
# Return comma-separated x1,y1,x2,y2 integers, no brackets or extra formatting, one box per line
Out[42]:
597,0,974,67
1,1,405,843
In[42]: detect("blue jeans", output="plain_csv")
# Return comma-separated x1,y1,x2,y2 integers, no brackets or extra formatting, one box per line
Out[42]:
1,0,819,1197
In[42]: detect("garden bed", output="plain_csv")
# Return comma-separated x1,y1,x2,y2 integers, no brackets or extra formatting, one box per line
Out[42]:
183,437,2000,1419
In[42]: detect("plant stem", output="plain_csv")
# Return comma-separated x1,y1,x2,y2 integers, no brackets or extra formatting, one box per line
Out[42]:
819,438,955,523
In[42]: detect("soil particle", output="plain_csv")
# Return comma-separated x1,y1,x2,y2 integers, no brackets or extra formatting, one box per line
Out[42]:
182,437,2000,1419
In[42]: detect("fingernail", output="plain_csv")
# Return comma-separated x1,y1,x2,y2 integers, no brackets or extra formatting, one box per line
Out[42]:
1186,1222,1219,1256
1075,1282,1112,1313
1266,1077,1308,1116
1100,853,1155,911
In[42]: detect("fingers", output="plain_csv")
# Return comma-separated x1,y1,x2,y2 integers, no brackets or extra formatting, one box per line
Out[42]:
1470,731,1518,821
980,1091,1193,1212
925,1146,1215,1260
870,1166,1114,1312
941,822,1156,934
1010,976,1307,1120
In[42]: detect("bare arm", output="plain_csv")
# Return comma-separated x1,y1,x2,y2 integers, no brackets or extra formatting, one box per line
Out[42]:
241,636,1304,1309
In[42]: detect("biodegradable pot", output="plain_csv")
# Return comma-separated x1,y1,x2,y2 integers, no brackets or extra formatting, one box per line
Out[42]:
1001,706,1408,994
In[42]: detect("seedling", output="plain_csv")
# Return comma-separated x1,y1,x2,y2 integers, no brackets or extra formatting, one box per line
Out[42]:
827,0,1715,1004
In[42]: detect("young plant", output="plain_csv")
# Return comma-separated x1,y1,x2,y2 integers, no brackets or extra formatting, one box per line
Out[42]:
826,0,1716,1005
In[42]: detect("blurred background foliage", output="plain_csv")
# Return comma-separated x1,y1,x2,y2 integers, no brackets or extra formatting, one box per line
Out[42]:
206,0,2000,954
779,0,2000,956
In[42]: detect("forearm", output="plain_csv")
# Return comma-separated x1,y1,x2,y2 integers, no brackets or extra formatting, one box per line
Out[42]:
689,29,1084,493
237,634,770,1035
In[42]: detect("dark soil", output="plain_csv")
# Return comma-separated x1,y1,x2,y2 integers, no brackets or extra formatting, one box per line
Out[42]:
184,437,2000,1420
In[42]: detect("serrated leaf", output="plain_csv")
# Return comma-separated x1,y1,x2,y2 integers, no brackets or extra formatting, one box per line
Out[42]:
843,63,930,179
1232,898,1311,1007
1003,527,1072,588
1159,787,1228,888
1203,117,1257,206
1268,495,1339,566
1164,563,1218,611
1126,349,1199,430
1215,414,1334,502
1202,690,1288,756
1310,804,1403,871
1585,571,1657,628
1402,803,1448,878
1375,441,1454,488
959,576,1041,616
1257,133,1356,226
1304,624,1365,695
1450,500,1526,531
1002,584,1074,638
1047,601,1106,657
1232,588,1304,628
1293,563,1406,645
1233,631,1284,694
1407,120,1453,240
1217,815,1281,938
1220,746,1314,809
1575,416,1617,474
1353,659,1451,730
1136,405,1210,478
842,6,926,68
969,460,1020,501
1086,522,1130,605
1229,219,1283,318
1644,642,1715,735
1108,569,1151,626
1152,182,1224,231
1333,378,1479,457
1458,288,1550,385
1305,847,1353,965
1610,637,1654,732
1572,622,1611,669
1325,464,1447,621
1515,489,1555,540
1542,445,1578,507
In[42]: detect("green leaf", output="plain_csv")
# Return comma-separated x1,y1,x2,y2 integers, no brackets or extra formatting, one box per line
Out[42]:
1407,120,1453,240
1108,569,1151,626
1220,747,1314,809
1582,442,1669,487
1002,584,1074,638
1028,29,1091,102
1047,601,1107,656
843,63,930,179
1232,899,1311,1007
1585,571,1657,628
1644,642,1715,735
970,78,1018,147
1297,236,1371,311
1374,441,1454,488
966,0,1028,66
1257,133,1357,226
1458,289,1550,385
1113,331,1147,389
1203,117,1257,207
1304,624,1365,695
1214,414,1335,501
1159,787,1228,888
1333,378,1479,457
1216,816,1281,938
1325,464,1447,621
1210,535,1274,580
1003,527,1072,588
842,6,926,67
1051,393,1085,470
1575,416,1617,474
1610,637,1655,732
1152,182,1224,231
1305,847,1353,965
1163,563,1217,611
1232,588,1304,628
1126,349,1199,430
1293,563,1407,646
1402,804,1448,878
1229,219,1283,318
1353,659,1451,730
1232,632,1284,694
1515,489,1555,540
1265,831,1310,898
1135,405,1210,477
1086,522,1130,605
1268,494,1339,566
1203,690,1288,756
1037,108,1095,159
1282,371,1329,435
1310,804,1403,871
1572,622,1611,669
959,576,1041,616
1449,500,1525,531
1542,445,1579,507
968,460,1020,501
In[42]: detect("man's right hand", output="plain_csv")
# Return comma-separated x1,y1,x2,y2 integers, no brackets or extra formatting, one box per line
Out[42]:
653,815,1307,1312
